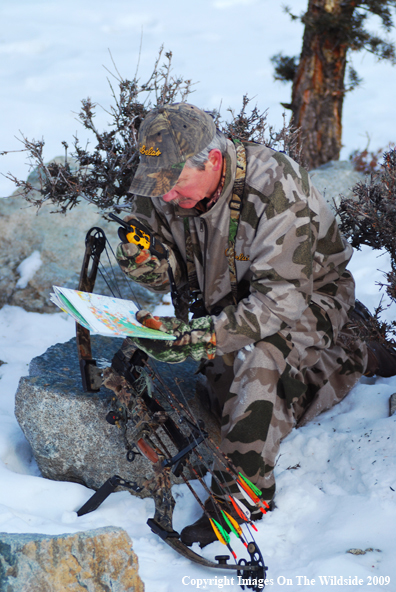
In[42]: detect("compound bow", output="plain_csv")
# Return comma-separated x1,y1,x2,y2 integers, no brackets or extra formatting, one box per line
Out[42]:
75,227,268,590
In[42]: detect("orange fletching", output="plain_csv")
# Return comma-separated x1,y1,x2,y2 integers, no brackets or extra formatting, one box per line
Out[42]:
223,511,243,537
228,495,250,521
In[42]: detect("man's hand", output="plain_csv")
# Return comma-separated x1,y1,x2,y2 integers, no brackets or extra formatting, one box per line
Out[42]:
116,241,170,287
133,310,216,364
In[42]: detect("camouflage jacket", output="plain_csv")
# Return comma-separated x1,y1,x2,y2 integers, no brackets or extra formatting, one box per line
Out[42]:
122,140,355,356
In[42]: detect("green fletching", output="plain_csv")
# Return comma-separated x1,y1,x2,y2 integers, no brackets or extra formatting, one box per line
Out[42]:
238,473,262,497
221,511,239,538
212,518,230,545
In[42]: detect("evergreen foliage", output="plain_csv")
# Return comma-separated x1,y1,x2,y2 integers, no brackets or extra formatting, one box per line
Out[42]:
272,1,396,87
270,53,299,83
270,0,396,169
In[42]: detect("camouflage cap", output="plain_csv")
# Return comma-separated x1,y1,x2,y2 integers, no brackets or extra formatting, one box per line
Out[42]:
129,103,216,197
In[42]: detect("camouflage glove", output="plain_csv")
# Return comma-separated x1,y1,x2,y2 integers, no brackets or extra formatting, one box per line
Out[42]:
133,310,216,364
116,242,169,288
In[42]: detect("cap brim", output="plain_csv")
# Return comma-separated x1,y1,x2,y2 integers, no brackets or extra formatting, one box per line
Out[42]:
128,162,184,198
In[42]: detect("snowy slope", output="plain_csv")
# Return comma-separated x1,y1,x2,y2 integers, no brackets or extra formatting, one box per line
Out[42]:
0,247,395,592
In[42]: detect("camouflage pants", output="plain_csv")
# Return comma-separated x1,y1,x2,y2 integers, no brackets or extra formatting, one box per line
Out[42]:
200,303,367,504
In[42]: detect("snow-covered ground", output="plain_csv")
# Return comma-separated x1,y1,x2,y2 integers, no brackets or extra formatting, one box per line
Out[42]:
0,245,395,592
1,1,396,590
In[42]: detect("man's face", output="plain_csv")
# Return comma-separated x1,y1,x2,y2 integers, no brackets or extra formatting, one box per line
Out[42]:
161,149,222,209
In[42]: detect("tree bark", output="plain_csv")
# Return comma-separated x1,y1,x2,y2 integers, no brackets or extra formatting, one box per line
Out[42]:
291,0,355,169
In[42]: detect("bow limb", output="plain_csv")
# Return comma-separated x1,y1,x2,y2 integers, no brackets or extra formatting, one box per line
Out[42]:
76,227,106,392
148,507,266,575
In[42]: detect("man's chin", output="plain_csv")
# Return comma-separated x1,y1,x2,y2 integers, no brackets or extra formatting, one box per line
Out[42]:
178,203,194,209
177,200,199,209
163,195,202,208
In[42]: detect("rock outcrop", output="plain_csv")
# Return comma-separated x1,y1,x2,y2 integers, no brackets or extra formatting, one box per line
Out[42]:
0,158,163,313
15,335,219,494
309,159,365,214
0,527,144,592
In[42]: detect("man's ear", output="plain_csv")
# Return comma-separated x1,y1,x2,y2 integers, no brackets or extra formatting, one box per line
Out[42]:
207,149,223,171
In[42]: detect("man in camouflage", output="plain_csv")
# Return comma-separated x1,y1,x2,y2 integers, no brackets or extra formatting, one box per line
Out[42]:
115,103,393,547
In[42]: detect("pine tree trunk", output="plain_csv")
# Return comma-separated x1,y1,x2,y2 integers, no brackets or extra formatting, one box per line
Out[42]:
291,0,354,170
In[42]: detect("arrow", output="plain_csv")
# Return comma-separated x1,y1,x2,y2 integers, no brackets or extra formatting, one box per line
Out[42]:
210,518,238,560
222,510,248,548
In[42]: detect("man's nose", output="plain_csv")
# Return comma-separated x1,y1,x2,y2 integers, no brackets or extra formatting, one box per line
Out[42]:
162,188,178,202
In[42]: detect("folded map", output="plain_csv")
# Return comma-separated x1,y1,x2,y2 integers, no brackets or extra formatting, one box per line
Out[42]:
50,286,175,340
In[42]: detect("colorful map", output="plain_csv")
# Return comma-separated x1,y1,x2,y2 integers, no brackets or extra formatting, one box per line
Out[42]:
50,287,175,340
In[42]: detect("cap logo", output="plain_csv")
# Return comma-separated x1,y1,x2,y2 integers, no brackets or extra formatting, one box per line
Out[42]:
140,144,162,157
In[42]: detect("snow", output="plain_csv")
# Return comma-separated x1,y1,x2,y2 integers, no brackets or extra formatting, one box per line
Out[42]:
1,1,396,590
0,252,395,592
15,251,43,289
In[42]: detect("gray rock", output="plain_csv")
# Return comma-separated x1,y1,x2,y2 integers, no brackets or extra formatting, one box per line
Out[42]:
309,160,365,215
15,335,218,495
389,393,396,416
0,527,144,592
0,157,163,313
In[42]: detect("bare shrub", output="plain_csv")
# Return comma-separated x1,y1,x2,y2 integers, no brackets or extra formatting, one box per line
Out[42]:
338,147,396,338
2,49,303,215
